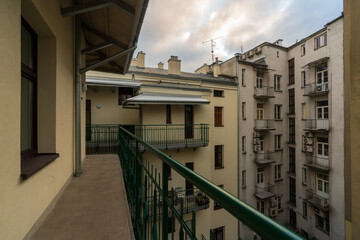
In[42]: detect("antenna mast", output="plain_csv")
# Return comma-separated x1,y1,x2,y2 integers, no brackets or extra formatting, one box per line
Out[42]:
203,36,223,63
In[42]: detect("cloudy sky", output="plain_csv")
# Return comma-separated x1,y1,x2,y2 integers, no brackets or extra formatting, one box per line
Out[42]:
136,0,343,72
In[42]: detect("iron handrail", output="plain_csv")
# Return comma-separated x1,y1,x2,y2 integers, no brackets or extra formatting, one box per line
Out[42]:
119,126,304,240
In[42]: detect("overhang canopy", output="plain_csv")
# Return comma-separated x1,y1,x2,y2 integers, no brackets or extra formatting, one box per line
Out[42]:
86,76,141,87
302,57,329,68
61,0,148,74
254,190,275,200
124,93,210,105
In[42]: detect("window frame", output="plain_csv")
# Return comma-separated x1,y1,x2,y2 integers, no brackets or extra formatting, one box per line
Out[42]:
241,170,246,188
213,226,224,240
241,136,246,153
118,87,134,105
274,104,282,120
275,164,282,180
314,33,327,50
275,134,282,150
241,69,246,87
301,44,306,56
241,102,246,119
214,107,223,127
274,75,281,91
213,90,224,97
214,145,224,169
288,58,295,85
301,71,306,88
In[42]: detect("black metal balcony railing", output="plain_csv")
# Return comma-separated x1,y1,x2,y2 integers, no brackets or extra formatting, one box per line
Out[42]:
254,86,275,99
304,119,329,131
303,82,329,96
254,119,275,131
117,126,304,240
305,189,330,211
86,124,209,154
254,151,276,165
304,155,330,171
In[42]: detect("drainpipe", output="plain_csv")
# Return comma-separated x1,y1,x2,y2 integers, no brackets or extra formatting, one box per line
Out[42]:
75,15,82,176
235,54,241,240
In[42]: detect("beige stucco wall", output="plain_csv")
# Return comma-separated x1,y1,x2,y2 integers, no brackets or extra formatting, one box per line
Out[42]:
344,0,360,239
0,1,75,239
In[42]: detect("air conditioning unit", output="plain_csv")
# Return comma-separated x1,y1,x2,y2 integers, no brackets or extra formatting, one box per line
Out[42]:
306,138,313,145
269,207,278,217
316,85,323,92
271,198,278,207
253,131,260,138
304,145,313,153
314,195,328,207
253,145,260,152
253,138,260,145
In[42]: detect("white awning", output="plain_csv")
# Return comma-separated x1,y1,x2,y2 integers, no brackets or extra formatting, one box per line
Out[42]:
124,92,210,105
86,76,141,88
302,57,329,68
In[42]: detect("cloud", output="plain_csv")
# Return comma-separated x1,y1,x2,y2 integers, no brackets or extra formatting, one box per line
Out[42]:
137,0,343,72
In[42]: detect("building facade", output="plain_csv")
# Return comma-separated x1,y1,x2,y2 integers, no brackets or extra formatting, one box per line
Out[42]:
216,16,344,240
85,53,239,239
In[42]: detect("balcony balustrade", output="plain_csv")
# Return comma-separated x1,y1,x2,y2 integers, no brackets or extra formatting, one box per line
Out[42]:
254,119,275,131
117,126,303,240
304,119,329,131
86,124,209,154
305,189,330,211
303,82,329,96
255,184,275,200
304,155,330,172
254,151,276,165
254,86,275,99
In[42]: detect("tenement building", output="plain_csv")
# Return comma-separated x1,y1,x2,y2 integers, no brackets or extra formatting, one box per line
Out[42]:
198,15,344,240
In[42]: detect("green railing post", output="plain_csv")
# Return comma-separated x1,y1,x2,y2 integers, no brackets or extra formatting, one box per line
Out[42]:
162,162,169,240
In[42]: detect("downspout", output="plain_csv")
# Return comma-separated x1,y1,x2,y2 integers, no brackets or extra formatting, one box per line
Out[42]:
235,54,241,240
75,15,82,176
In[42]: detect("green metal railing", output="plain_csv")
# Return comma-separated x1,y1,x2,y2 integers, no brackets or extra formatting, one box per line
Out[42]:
86,124,209,154
118,126,304,240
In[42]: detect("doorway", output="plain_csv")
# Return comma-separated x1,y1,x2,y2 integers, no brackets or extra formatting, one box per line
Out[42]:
185,162,194,195
185,105,193,139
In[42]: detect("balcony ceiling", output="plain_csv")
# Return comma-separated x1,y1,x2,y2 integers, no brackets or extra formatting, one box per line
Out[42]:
61,0,148,74
124,92,211,105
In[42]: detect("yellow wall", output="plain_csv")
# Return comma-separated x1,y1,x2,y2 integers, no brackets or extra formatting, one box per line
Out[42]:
0,1,75,239
86,86,139,125
344,0,360,239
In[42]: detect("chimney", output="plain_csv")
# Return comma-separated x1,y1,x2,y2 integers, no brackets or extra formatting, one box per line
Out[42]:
136,51,145,68
213,57,221,77
168,56,181,75
158,62,164,69
130,58,138,67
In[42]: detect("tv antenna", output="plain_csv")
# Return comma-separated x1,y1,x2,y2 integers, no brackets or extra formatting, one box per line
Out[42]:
203,36,223,63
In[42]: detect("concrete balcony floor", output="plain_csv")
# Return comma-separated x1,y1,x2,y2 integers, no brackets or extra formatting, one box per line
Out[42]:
30,154,134,240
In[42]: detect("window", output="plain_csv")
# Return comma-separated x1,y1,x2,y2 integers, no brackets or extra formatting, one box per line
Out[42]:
166,105,172,124
317,173,329,195
276,196,282,210
214,145,223,169
213,226,224,240
274,104,282,120
289,177,296,206
257,167,264,184
257,200,265,213
214,185,224,210
316,213,330,233
214,90,224,97
288,58,295,85
316,64,328,87
275,164,282,180
242,102,246,119
214,107,223,127
242,136,246,153
301,71,306,87
21,19,38,153
274,75,281,91
289,118,295,144
242,69,246,87
301,44,306,56
288,88,295,115
302,103,306,119
118,87,134,105
317,137,329,157
256,72,263,88
275,135,281,150
315,33,327,49
316,100,329,119
302,168,307,185
303,201,307,218
289,147,296,174
241,170,246,187
289,209,297,229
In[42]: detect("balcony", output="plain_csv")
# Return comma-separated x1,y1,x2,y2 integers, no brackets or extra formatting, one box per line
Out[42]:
254,151,276,165
303,82,329,96
254,119,275,131
254,86,275,99
304,119,329,131
304,189,330,211
255,184,275,199
304,155,330,172
86,124,209,154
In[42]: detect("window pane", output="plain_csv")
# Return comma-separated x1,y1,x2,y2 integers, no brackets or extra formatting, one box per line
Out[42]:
21,24,34,69
21,76,34,151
